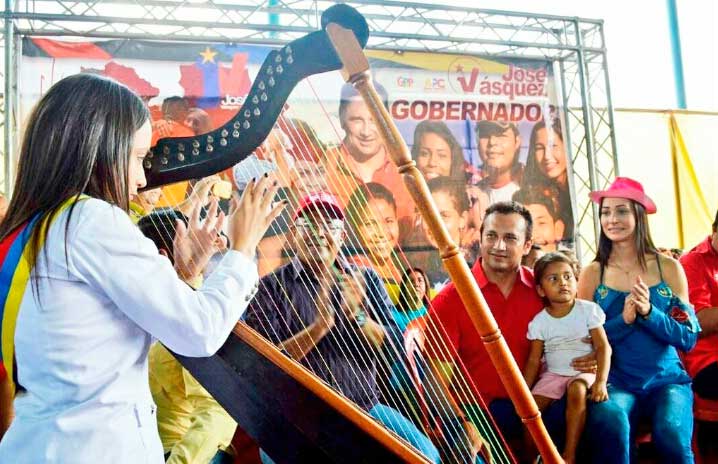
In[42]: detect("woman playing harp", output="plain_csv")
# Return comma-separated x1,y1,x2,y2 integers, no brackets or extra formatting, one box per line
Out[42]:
0,73,284,462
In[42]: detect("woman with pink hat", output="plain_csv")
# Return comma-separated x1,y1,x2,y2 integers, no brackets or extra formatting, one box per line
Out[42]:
576,177,699,463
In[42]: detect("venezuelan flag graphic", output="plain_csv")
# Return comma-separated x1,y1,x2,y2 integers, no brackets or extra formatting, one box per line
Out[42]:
0,198,83,391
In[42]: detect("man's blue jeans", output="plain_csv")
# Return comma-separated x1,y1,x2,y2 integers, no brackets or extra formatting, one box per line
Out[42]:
586,382,694,464
260,402,441,464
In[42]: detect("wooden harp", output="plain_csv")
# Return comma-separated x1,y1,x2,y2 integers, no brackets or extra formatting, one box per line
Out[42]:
145,4,562,464
145,4,431,463
322,23,563,464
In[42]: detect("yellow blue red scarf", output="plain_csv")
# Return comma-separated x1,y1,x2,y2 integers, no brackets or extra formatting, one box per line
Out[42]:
0,197,85,392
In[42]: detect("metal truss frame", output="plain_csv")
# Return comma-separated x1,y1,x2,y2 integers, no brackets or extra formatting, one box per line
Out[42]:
0,0,618,260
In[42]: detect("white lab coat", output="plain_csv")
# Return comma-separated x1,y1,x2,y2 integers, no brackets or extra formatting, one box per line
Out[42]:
0,198,258,463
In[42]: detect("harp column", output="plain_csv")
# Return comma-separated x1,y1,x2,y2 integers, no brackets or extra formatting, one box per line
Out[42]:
326,22,563,464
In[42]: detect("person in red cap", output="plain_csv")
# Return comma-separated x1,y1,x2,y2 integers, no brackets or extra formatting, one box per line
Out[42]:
577,177,699,464
243,191,441,464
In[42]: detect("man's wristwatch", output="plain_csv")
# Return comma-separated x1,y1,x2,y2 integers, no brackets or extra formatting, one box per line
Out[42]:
355,309,367,328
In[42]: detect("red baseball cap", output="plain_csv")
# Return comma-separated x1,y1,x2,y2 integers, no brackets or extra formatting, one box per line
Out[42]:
589,177,657,214
293,191,344,221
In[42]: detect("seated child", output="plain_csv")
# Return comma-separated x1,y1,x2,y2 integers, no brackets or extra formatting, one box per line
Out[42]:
523,252,611,464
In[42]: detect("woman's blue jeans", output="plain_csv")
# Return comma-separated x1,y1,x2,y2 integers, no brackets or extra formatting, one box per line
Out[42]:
586,382,694,464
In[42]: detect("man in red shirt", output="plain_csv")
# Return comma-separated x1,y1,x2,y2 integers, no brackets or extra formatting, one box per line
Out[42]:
680,210,718,400
425,201,593,459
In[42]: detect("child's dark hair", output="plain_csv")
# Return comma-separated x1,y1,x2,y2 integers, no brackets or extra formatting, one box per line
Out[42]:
533,251,577,285
427,176,470,213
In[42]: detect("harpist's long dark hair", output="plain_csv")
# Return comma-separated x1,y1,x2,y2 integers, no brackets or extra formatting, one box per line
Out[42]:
0,73,149,272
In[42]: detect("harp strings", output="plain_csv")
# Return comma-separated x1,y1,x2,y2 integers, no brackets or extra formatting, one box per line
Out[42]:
143,73,514,462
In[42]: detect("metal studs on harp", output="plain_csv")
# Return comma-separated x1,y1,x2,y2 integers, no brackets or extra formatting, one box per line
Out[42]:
285,45,292,54
243,120,250,129
220,129,228,138
268,77,275,87
206,144,214,153
252,95,259,105
266,66,273,75
244,109,251,118
258,81,266,91
232,130,240,138
162,146,170,155
233,121,241,130
274,54,282,63
253,107,261,117
260,92,268,102
192,148,200,156
178,144,185,152
220,138,228,147
286,55,293,65
192,140,200,148
206,135,214,144
160,157,168,165
143,159,152,169
177,153,185,162
275,65,283,74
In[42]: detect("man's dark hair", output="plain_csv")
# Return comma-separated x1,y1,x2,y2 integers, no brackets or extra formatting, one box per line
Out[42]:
427,176,470,213
338,82,388,124
137,208,188,264
480,201,533,242
512,184,560,221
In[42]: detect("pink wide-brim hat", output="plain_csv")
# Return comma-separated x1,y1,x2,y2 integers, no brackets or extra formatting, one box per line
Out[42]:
589,176,657,214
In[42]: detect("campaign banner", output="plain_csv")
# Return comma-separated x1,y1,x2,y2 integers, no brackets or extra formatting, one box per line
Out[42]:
20,38,575,293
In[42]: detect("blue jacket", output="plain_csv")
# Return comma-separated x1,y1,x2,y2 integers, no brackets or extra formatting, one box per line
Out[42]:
595,281,700,393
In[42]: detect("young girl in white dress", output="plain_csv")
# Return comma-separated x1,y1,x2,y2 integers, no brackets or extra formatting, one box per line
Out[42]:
523,252,611,464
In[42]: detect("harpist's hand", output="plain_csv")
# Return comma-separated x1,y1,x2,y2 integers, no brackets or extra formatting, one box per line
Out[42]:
176,175,221,218
228,176,286,257
173,197,225,281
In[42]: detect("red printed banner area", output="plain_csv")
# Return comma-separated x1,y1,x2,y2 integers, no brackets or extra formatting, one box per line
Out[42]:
21,38,575,291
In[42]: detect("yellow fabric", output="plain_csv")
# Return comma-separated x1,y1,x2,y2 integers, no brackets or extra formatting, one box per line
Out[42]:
365,50,505,73
128,201,146,224
155,182,190,208
385,281,400,305
612,110,718,257
1,196,86,394
148,343,236,463
669,114,714,248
